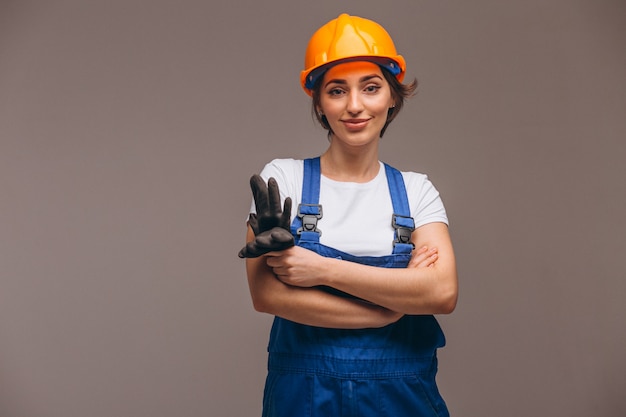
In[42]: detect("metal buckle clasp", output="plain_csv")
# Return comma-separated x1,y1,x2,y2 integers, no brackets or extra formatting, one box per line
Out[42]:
392,214,415,248
297,204,323,235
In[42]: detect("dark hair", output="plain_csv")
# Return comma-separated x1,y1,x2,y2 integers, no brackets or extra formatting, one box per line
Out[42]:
310,67,418,138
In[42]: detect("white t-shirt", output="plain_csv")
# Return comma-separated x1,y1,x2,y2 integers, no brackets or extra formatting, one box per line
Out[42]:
250,158,448,257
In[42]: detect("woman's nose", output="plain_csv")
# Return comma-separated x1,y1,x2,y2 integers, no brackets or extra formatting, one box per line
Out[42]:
346,91,364,115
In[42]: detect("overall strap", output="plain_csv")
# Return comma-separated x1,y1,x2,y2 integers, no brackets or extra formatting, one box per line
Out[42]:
384,163,416,255
291,157,323,243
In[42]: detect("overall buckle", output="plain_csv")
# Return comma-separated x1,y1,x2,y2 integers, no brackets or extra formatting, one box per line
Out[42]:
392,214,415,248
297,204,323,235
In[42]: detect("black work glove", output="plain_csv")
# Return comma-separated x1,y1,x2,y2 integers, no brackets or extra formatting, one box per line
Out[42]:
238,175,295,258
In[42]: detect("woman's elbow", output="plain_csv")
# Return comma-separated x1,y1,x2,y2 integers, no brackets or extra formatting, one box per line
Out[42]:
426,269,458,314
249,284,285,315
249,292,273,314
246,260,279,314
435,280,458,314
405,285,457,315
436,291,457,314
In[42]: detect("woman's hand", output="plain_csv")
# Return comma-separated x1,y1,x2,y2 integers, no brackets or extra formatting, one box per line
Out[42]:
266,245,439,289
264,246,327,288
408,246,439,269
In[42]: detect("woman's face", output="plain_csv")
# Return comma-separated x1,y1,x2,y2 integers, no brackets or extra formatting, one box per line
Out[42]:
318,61,394,147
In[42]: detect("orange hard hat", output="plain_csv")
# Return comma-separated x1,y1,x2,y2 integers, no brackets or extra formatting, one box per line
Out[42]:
300,13,406,96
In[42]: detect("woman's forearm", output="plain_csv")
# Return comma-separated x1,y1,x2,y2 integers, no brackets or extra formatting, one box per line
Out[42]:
321,257,457,315
266,222,458,315
246,257,402,329
323,222,458,314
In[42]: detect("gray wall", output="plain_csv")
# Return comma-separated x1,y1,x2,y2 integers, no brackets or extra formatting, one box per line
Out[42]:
1,1,624,416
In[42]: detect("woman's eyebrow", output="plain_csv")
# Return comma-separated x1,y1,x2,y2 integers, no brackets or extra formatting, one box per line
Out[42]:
324,74,383,88
359,74,383,83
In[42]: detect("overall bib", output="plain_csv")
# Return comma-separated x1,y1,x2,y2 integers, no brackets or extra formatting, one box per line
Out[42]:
263,158,449,417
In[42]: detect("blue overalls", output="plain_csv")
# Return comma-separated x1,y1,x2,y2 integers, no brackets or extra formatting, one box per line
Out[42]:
263,157,449,417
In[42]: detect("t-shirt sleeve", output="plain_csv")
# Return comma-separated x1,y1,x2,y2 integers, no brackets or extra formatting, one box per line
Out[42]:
403,172,449,228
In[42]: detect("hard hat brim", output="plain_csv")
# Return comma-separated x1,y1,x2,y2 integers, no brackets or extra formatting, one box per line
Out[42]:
300,55,406,96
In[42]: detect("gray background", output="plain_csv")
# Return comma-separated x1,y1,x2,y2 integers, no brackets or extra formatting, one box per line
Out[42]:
1,1,625,416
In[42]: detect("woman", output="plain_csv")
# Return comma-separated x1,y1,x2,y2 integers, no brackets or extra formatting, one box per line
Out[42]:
240,13,458,417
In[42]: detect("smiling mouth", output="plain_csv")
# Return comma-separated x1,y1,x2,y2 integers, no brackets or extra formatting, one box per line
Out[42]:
342,118,370,129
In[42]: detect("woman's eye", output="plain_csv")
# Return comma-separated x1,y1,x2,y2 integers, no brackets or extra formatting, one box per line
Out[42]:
327,88,344,96
364,85,381,93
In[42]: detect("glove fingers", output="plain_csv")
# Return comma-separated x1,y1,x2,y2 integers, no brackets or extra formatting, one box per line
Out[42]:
280,197,292,229
238,244,261,258
238,239,267,258
254,232,282,248
250,175,269,215
270,228,294,245
267,177,282,215
238,227,295,258
237,241,280,259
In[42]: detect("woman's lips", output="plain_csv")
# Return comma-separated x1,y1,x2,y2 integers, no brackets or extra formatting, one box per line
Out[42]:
342,118,370,129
